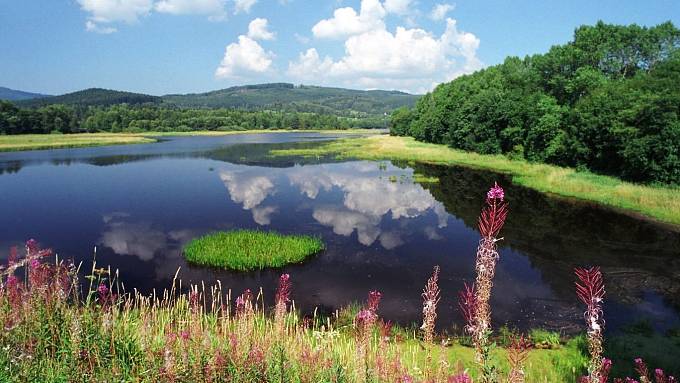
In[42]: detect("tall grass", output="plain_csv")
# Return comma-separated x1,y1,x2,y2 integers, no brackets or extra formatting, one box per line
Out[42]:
183,230,324,271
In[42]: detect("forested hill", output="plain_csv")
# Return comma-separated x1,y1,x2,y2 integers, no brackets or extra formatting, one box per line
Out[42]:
13,83,419,116
391,21,680,185
17,88,161,107
0,87,49,101
162,83,418,116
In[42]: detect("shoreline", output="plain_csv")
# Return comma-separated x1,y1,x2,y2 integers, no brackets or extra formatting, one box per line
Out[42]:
0,129,381,152
269,135,680,228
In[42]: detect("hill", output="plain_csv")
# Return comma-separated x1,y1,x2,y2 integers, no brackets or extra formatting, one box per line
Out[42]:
162,83,419,116
13,83,419,116
17,88,161,107
0,86,49,101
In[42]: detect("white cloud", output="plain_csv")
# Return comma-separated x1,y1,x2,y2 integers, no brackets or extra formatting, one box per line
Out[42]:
234,0,257,14
154,0,227,20
311,0,386,39
289,17,482,93
215,35,274,78
430,3,454,21
85,20,117,34
383,0,413,15
247,18,275,40
219,171,275,208
252,206,278,225
78,0,153,32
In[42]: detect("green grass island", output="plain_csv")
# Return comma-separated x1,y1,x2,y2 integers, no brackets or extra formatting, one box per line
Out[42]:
183,230,325,271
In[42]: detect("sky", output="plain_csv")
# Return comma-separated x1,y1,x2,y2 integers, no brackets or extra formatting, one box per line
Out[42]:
1,0,678,96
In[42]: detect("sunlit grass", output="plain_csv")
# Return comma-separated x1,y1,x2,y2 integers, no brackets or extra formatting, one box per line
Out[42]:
270,135,680,226
183,230,325,271
0,129,381,152
0,133,155,151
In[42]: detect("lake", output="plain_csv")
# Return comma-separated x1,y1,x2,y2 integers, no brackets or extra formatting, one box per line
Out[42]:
0,132,678,333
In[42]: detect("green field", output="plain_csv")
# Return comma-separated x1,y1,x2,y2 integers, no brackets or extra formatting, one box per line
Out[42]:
183,230,325,271
270,135,680,227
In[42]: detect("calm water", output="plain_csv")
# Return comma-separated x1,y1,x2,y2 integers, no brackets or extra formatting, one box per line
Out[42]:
1,132,678,333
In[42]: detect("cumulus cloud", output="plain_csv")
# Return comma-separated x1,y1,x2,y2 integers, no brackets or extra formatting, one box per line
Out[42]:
289,16,481,93
252,205,278,225
383,0,413,15
154,0,227,20
247,18,275,40
215,35,274,78
311,0,386,39
219,171,275,208
287,163,449,248
234,0,257,14
77,0,153,32
430,3,454,20
78,0,227,33
85,20,117,34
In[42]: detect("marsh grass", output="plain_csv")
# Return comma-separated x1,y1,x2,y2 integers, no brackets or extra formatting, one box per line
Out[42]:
183,230,325,271
269,135,680,226
0,133,155,151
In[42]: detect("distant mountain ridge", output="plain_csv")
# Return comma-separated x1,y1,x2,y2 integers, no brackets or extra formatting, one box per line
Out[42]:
12,83,420,116
16,88,160,107
0,87,50,101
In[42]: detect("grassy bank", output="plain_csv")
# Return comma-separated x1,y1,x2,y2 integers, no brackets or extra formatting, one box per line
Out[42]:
0,133,156,152
183,230,324,271
270,135,680,227
0,129,380,152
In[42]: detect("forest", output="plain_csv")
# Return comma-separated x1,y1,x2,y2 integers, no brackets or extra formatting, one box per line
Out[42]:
390,21,680,185
0,102,387,134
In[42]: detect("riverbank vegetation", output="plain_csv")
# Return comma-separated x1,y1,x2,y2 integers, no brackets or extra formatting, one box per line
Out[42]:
270,135,680,227
0,101,387,136
391,21,680,186
183,230,324,271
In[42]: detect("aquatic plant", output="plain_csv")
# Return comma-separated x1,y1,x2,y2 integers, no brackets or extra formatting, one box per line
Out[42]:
182,229,324,271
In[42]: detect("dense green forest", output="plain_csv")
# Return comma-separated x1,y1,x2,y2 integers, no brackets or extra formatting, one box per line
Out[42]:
17,88,160,107
0,102,386,134
391,21,680,185
14,83,418,117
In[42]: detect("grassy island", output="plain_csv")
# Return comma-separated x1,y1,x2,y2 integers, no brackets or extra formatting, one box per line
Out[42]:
183,230,325,271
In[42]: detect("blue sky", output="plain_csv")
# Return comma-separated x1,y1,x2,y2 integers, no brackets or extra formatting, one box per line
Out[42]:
1,0,678,95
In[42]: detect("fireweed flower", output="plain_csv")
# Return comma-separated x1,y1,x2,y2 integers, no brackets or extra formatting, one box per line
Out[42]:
274,274,291,328
465,182,509,382
448,373,473,383
421,265,441,343
575,267,606,383
507,334,531,383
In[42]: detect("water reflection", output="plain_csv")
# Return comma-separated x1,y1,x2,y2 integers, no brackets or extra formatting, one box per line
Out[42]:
0,134,678,333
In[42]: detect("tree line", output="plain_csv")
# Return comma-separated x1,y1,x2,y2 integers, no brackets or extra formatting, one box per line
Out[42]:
391,21,680,185
0,102,387,135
